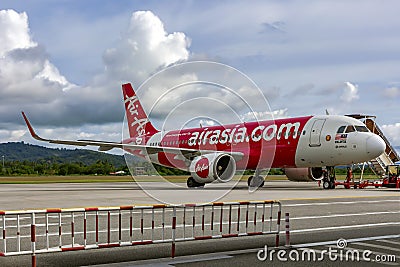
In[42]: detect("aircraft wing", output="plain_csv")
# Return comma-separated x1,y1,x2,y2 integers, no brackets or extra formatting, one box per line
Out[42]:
21,112,244,161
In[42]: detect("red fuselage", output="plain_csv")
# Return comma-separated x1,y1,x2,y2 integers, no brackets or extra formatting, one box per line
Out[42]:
125,116,313,171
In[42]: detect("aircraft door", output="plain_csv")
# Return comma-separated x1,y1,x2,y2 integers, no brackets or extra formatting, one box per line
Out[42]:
309,119,326,147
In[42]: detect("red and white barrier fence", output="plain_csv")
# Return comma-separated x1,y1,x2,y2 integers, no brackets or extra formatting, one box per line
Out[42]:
0,200,281,266
285,212,290,247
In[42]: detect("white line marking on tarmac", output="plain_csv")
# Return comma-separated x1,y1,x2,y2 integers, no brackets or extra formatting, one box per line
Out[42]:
292,211,400,220
84,253,234,267
377,239,400,246
285,199,400,207
288,222,400,234
353,242,400,252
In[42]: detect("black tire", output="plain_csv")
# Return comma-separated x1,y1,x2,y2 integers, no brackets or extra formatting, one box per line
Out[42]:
186,177,205,188
187,177,205,188
248,176,264,188
187,177,196,188
247,176,254,187
329,181,335,189
323,180,330,189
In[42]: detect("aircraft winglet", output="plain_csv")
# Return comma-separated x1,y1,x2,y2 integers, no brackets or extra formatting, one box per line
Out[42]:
21,111,47,141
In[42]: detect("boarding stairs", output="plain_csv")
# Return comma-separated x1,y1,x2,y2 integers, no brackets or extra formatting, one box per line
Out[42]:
346,115,400,177
370,152,394,177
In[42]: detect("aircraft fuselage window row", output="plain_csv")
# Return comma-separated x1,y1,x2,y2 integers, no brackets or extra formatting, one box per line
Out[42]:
148,140,189,147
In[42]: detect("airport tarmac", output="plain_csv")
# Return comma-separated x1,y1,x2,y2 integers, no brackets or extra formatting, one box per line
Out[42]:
0,181,399,266
0,180,399,210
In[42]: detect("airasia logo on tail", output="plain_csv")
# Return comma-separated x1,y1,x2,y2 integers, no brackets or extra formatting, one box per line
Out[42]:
124,94,148,144
195,157,209,178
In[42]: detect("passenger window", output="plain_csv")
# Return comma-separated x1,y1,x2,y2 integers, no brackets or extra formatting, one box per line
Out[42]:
337,126,346,133
345,125,355,133
355,126,369,132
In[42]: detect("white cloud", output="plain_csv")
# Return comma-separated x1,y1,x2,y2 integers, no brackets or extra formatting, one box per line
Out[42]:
36,60,72,89
0,10,191,128
0,9,193,153
199,120,216,127
0,10,36,56
0,10,75,127
340,82,359,103
240,109,288,122
0,128,26,142
381,123,400,146
102,10,190,85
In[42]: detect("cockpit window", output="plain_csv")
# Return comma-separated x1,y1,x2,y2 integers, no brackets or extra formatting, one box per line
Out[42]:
337,126,346,133
355,125,369,132
345,125,355,133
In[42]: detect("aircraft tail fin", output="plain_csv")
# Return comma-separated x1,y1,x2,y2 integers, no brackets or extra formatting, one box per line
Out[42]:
122,83,159,140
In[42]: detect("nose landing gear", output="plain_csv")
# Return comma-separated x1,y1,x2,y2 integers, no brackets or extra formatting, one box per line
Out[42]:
322,166,336,189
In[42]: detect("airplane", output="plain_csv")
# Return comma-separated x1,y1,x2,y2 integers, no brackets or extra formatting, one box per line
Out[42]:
22,83,386,190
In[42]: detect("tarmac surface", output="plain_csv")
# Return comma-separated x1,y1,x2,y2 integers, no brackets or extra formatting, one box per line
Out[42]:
0,180,399,266
0,180,398,210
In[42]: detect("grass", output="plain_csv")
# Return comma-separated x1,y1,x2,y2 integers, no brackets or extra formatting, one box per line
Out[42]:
0,175,133,184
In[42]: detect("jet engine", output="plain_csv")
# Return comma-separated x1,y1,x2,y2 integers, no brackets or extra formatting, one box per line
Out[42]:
189,153,236,183
284,167,324,182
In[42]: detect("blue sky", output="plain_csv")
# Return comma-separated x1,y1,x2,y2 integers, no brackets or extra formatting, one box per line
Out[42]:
0,0,399,150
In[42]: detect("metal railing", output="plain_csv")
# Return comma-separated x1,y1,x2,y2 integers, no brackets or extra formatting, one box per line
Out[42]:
1,200,281,266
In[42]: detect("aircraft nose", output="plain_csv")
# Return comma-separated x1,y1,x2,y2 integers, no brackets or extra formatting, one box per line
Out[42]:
366,134,386,158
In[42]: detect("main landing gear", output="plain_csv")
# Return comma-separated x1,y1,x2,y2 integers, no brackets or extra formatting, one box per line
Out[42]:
247,169,265,188
322,166,336,189
187,177,205,188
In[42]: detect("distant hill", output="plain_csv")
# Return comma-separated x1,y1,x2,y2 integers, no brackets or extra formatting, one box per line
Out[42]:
0,142,130,167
